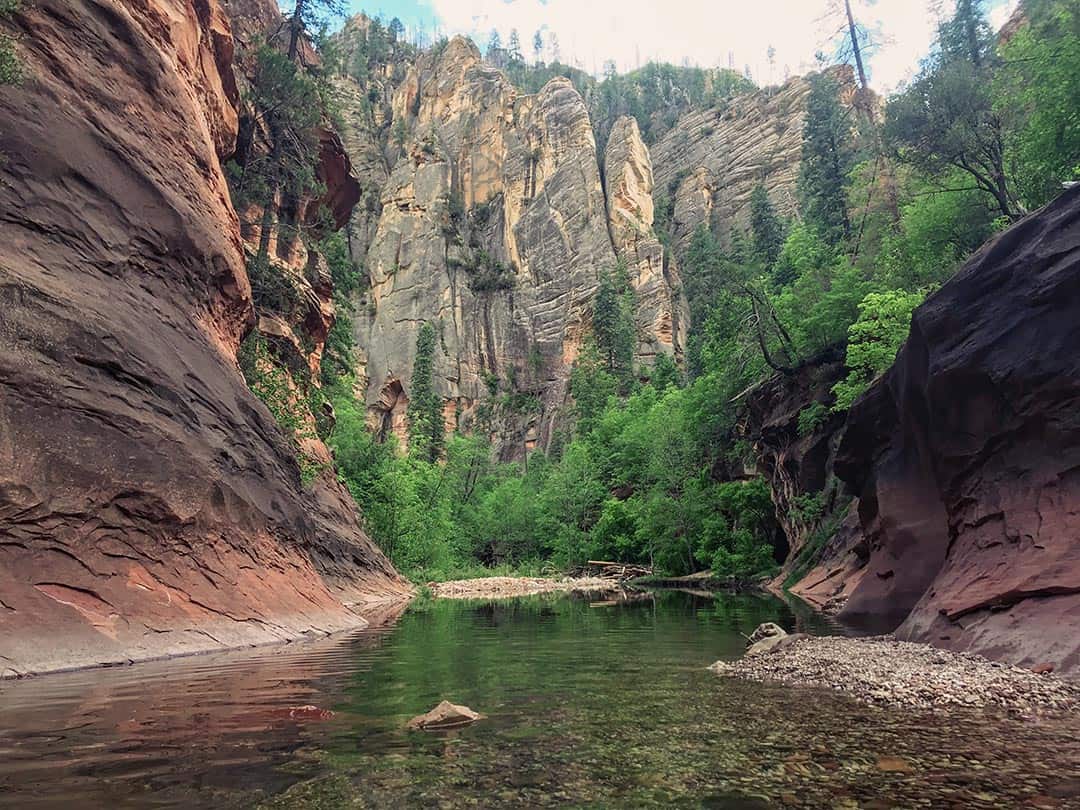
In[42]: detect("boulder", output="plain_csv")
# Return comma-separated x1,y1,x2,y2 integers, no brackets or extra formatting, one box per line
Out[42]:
407,701,484,731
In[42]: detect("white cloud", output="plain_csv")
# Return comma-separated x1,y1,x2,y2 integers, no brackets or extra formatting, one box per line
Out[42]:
424,0,1018,95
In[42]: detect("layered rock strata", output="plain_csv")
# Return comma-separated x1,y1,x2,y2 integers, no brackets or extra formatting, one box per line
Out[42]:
834,187,1080,672
0,0,408,677
651,67,855,255
349,37,685,455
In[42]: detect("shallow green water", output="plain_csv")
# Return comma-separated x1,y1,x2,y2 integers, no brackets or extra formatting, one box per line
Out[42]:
0,590,1076,808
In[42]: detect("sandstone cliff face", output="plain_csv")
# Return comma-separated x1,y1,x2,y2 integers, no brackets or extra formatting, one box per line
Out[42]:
739,351,849,561
604,116,688,363
652,68,854,255
342,36,685,455
834,188,1080,672
0,0,407,677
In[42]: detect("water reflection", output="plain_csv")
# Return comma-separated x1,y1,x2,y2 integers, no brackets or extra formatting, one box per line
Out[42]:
0,590,1075,809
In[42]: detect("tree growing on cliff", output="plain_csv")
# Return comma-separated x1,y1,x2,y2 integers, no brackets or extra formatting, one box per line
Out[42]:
832,289,924,410
242,46,324,268
884,0,1021,221
408,322,445,463
0,0,21,85
246,0,345,272
799,73,854,243
592,263,637,391
749,184,785,271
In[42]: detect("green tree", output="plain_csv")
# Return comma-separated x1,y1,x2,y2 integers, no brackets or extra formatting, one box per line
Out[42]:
749,184,785,270
388,17,404,42
532,30,544,66
0,0,21,85
995,0,1080,208
592,263,636,389
884,0,1020,221
832,289,924,410
508,29,522,62
407,322,445,462
799,73,854,242
570,340,619,433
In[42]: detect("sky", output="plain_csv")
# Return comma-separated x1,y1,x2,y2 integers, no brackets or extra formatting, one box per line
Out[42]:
344,0,1020,93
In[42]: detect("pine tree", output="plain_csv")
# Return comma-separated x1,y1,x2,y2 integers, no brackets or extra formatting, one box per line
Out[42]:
798,73,853,243
252,0,346,272
533,30,544,66
508,29,522,62
749,184,784,270
388,17,404,43
592,263,636,390
407,322,445,462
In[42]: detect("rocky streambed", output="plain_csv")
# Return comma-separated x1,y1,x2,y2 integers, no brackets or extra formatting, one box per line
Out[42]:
710,626,1080,716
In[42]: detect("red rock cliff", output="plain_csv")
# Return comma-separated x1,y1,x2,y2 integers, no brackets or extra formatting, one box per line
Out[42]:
0,0,409,677
835,187,1080,673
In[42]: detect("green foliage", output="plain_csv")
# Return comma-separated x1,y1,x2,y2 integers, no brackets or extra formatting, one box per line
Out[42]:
247,254,302,316
797,402,830,437
591,263,636,390
569,340,619,434
648,353,683,391
799,73,854,242
749,184,785,270
454,249,516,293
407,322,445,462
884,1,1019,220
318,230,361,387
832,289,924,410
995,0,1080,208
0,0,21,85
238,333,323,485
875,175,997,289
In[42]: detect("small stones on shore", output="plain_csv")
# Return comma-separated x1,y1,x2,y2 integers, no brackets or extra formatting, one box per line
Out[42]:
709,634,1080,715
429,576,618,599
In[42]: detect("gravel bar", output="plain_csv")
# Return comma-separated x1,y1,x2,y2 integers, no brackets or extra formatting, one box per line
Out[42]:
709,634,1080,716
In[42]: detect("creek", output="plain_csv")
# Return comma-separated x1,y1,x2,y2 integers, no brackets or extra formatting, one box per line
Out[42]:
0,590,1076,807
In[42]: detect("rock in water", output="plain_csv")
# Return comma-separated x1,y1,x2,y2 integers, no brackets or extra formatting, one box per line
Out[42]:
746,623,788,646
407,701,483,730
745,623,793,657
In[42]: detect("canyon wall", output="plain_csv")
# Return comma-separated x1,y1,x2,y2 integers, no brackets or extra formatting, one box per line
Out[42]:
770,188,1080,673
0,0,408,678
651,67,855,254
833,186,1080,672
334,34,692,455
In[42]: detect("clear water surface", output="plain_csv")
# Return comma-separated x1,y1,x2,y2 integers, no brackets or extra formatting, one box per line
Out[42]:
0,589,1077,808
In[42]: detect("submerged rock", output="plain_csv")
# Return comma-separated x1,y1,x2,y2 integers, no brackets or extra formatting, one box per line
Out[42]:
407,701,484,730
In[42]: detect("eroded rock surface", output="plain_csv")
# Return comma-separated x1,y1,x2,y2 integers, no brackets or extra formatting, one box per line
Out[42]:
0,0,408,678
604,115,687,363
835,187,1080,673
333,35,689,456
652,67,855,255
